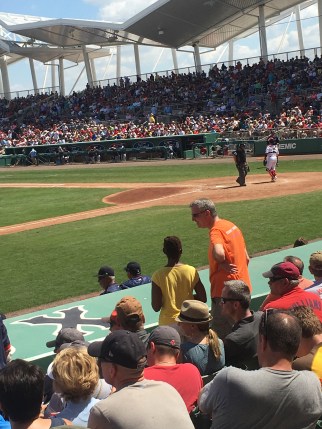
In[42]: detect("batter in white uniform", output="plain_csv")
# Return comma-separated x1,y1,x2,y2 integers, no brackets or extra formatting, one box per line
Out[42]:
264,140,279,182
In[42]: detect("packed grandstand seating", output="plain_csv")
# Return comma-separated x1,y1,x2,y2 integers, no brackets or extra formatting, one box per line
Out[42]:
2,54,322,149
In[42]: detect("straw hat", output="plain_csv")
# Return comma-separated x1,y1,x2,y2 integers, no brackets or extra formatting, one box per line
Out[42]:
175,300,212,324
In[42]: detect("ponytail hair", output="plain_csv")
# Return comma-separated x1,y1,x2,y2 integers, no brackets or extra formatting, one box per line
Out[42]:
208,328,222,360
197,323,221,359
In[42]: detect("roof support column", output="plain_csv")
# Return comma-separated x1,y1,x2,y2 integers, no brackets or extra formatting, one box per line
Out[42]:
82,45,93,88
90,58,97,86
258,4,268,61
51,61,56,92
0,75,3,96
59,57,65,96
171,48,179,73
133,44,141,78
0,56,10,100
228,40,234,64
318,0,322,52
295,5,304,56
29,58,38,95
116,45,121,85
193,42,202,73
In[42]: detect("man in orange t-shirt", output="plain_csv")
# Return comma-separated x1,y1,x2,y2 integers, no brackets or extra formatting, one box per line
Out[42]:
190,198,251,339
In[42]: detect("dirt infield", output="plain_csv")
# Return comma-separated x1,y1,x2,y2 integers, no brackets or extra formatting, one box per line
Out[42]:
2,158,322,317
1,170,322,236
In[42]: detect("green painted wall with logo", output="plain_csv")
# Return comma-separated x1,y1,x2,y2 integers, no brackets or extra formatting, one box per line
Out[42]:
252,138,322,156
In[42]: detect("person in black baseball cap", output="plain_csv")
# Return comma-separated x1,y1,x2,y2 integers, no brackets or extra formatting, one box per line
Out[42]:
87,333,195,429
88,330,147,371
232,142,248,186
120,262,151,290
96,265,121,295
125,262,141,276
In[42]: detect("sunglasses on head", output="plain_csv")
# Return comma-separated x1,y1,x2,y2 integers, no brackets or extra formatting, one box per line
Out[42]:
260,308,275,337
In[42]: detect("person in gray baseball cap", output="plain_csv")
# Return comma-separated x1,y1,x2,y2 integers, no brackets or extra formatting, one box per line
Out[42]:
46,328,88,353
145,326,202,413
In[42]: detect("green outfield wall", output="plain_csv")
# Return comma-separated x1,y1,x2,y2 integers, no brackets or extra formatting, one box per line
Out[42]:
252,138,322,156
1,133,219,166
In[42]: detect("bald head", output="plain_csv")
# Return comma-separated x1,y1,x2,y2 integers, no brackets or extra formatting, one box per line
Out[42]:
260,311,301,360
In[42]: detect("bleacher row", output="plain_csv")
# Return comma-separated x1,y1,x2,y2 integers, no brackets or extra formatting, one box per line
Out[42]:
1,54,322,150
1,240,322,429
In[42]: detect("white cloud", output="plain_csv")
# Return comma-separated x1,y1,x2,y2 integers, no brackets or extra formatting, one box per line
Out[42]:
4,0,322,95
83,0,158,22
300,3,317,20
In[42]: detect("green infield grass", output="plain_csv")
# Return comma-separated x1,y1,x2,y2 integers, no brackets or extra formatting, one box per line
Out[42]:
0,159,321,183
0,188,122,227
1,190,321,314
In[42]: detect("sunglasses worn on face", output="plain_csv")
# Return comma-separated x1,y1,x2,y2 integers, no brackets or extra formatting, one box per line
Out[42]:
268,277,284,283
192,210,207,218
220,297,243,304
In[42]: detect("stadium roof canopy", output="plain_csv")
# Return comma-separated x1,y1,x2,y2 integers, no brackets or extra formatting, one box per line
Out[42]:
0,0,313,59
124,0,308,49
0,40,113,65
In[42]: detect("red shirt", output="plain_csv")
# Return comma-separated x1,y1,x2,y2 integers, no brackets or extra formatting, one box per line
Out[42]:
263,287,322,322
144,363,202,412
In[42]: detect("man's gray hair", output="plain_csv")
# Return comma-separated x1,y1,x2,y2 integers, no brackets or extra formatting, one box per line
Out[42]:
289,279,300,288
224,280,251,309
189,198,217,217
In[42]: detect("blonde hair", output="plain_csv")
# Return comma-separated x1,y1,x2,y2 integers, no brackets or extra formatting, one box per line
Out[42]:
208,328,221,360
198,323,221,359
52,347,99,402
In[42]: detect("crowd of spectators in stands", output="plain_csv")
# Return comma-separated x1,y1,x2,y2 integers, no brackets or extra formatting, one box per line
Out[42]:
2,51,322,427
3,54,322,150
1,230,322,427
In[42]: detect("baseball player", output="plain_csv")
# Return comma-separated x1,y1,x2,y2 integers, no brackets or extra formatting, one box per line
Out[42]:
232,143,248,186
264,133,279,182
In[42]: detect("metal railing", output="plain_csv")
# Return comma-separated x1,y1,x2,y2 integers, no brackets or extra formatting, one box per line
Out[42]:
1,46,322,100
221,127,322,140
92,46,322,88
0,86,60,100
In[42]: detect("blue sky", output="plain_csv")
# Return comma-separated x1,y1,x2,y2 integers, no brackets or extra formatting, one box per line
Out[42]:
1,1,100,20
0,0,157,21
0,1,320,96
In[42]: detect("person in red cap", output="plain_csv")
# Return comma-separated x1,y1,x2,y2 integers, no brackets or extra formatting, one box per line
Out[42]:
262,262,322,322
260,255,313,309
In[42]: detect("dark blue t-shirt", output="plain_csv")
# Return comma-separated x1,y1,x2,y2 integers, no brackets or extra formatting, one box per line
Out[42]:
120,275,151,289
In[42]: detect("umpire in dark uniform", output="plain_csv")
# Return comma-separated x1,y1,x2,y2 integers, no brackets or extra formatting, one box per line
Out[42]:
233,143,248,187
